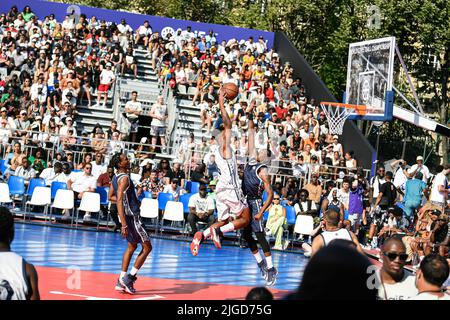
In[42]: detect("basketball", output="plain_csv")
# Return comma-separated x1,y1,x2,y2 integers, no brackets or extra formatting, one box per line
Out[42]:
222,83,239,100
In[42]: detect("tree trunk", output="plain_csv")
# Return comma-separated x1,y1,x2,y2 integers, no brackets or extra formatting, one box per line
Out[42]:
440,49,449,165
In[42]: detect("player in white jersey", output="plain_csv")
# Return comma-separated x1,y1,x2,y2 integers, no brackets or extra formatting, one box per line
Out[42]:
311,209,363,257
0,207,40,300
190,88,250,256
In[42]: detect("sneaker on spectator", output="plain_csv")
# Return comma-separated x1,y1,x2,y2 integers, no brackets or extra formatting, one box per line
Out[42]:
282,240,290,250
83,213,91,221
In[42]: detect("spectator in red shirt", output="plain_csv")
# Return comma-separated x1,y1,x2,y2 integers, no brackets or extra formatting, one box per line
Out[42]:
97,166,114,187
275,100,288,120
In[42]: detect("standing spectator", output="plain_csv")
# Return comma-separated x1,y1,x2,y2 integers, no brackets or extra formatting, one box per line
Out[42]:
95,62,115,108
403,172,427,221
408,156,430,184
187,184,215,235
374,171,397,210
370,165,386,205
13,157,36,185
375,237,418,300
124,91,142,143
149,95,167,153
409,254,450,300
429,165,449,212
348,178,366,236
67,163,97,220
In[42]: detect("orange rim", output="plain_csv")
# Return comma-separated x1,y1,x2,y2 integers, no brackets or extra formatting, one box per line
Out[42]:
320,102,367,116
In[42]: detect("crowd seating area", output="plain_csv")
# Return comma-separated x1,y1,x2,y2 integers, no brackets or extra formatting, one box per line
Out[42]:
0,5,449,259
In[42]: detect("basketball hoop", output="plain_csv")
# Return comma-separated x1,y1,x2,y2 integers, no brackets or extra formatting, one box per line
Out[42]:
320,102,367,135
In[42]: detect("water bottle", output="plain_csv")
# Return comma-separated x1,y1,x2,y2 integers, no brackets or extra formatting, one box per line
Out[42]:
371,236,378,249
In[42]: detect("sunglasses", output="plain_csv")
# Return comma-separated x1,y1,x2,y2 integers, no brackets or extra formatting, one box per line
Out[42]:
85,167,92,170
273,198,280,200
383,252,408,261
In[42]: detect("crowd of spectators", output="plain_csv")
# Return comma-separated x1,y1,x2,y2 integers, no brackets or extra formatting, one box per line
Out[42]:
0,5,448,263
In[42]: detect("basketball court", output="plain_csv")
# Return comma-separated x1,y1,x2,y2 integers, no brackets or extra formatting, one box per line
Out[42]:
11,223,307,300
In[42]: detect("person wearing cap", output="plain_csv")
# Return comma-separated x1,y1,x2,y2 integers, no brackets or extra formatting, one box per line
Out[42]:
187,184,216,236
95,62,115,108
59,116,75,136
15,110,30,137
169,159,186,189
408,156,430,184
403,171,428,221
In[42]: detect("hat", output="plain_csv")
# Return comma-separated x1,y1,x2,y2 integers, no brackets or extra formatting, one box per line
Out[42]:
173,158,183,165
320,111,325,116
272,113,278,117
0,107,6,112
35,115,42,120
140,158,156,167
66,116,73,121
106,62,112,67
209,179,217,186
333,135,339,140
20,110,27,115
239,39,245,45
416,156,424,161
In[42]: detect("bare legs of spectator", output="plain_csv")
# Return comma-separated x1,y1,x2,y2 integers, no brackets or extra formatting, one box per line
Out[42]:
82,84,92,106
191,87,201,106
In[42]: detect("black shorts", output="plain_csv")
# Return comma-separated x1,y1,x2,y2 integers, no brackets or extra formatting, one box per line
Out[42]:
246,198,264,233
124,214,150,244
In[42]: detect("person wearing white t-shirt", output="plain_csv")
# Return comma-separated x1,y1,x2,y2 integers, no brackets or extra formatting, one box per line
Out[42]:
187,185,216,235
149,95,168,152
91,153,108,179
370,166,386,205
124,91,142,143
95,63,115,107
67,164,97,220
376,237,418,300
409,254,450,300
135,21,152,47
429,165,449,210
408,156,430,184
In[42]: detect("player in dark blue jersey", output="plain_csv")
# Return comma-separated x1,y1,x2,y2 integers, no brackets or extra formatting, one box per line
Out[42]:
241,100,278,286
109,152,152,294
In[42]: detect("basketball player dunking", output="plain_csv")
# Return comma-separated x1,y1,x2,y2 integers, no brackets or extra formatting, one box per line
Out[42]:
190,87,251,255
109,152,152,294
241,100,278,286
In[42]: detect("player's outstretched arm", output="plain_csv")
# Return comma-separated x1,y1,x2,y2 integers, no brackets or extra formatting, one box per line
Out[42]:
247,99,257,159
218,87,233,158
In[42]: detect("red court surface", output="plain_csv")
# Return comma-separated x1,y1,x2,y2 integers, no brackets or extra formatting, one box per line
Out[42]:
36,266,289,300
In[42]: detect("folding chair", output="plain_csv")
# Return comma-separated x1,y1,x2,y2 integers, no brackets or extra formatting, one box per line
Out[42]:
75,192,101,229
24,186,51,220
140,198,159,231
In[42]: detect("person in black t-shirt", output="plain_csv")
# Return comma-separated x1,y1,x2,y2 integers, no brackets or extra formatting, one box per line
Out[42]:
190,163,210,185
374,171,397,211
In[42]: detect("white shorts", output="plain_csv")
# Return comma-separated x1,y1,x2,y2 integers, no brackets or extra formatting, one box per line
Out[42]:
348,213,362,226
216,190,248,222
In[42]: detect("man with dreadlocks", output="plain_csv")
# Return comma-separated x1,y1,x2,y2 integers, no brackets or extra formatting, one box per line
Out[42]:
109,152,152,295
0,206,40,300
241,99,278,286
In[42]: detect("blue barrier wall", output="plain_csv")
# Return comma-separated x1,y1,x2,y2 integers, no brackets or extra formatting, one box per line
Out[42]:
0,0,275,48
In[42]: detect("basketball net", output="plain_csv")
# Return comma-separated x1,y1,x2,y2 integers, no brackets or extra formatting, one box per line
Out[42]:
320,102,355,135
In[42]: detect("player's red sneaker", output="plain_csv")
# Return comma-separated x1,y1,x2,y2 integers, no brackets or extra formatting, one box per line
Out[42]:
190,232,203,256
210,226,221,249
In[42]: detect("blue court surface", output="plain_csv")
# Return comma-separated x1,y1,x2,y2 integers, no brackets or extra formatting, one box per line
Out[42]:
12,223,308,299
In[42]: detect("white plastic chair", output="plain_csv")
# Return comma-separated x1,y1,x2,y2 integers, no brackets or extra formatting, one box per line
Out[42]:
50,189,74,223
160,201,185,234
0,183,12,204
177,84,187,95
75,192,101,229
24,186,51,220
140,198,159,231
292,214,315,248
187,87,197,96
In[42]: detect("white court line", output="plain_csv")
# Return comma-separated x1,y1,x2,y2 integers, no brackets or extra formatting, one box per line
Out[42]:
49,291,164,300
